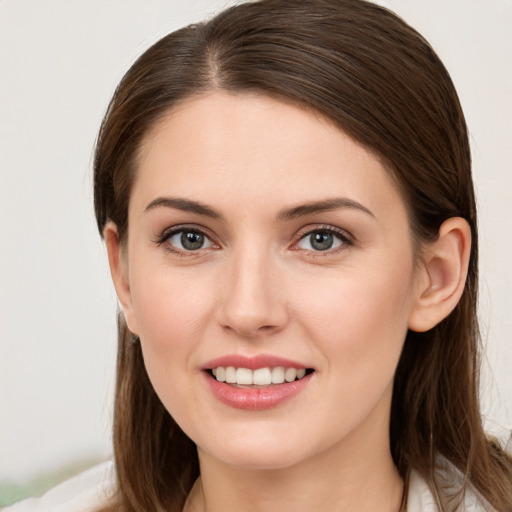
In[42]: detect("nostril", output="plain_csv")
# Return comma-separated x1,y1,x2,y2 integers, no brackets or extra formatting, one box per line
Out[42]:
220,322,282,338
258,324,280,333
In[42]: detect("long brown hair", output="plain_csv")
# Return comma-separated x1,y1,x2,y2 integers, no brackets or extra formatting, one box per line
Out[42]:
93,1,512,510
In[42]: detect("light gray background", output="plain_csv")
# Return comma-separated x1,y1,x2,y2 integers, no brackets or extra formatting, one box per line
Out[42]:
1,0,511,483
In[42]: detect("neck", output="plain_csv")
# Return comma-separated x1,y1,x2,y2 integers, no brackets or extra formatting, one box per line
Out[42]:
184,402,403,512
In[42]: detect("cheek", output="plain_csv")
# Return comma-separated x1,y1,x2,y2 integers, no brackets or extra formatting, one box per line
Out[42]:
295,261,415,373
129,267,217,392
285,265,415,447
131,263,214,337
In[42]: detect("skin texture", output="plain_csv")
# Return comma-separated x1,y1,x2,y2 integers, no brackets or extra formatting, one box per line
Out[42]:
105,92,471,512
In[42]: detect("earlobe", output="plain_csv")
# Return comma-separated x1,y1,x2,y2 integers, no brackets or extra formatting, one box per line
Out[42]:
103,222,139,335
408,217,471,332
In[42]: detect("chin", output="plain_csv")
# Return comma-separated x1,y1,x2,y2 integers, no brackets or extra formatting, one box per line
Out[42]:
196,426,328,471
207,446,308,471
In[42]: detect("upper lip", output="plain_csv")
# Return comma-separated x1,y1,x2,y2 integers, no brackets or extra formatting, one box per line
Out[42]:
202,354,311,371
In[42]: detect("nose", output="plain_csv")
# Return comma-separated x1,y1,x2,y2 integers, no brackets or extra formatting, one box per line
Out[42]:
217,246,289,338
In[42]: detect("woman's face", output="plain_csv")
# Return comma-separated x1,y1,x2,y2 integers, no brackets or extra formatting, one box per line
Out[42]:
118,92,426,469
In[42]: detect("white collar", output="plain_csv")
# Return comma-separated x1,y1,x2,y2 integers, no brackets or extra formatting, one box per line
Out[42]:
407,453,501,512
407,422,511,511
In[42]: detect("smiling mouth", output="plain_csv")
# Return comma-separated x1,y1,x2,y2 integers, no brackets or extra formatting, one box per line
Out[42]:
207,367,315,387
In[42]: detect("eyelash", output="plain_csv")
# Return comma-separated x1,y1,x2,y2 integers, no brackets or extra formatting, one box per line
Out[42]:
155,225,219,257
291,225,353,256
155,224,353,257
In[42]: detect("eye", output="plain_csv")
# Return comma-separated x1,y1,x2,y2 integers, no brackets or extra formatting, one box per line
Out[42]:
296,228,349,252
165,229,215,251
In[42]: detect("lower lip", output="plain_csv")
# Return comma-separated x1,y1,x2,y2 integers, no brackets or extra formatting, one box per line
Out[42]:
204,372,313,410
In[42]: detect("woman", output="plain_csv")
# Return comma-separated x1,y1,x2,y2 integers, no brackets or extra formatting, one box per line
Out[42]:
7,0,511,511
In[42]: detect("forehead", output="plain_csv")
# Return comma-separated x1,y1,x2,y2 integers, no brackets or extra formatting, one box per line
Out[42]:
132,91,406,221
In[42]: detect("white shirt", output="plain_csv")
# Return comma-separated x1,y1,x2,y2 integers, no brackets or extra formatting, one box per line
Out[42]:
5,428,511,512
2,461,115,512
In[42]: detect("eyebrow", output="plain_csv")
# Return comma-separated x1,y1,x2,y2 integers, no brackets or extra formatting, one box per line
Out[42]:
144,196,374,221
277,198,375,221
145,197,224,220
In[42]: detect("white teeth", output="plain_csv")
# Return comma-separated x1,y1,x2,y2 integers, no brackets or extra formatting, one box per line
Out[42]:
253,367,272,386
271,367,285,384
236,368,253,385
211,366,309,385
225,366,236,384
285,368,297,382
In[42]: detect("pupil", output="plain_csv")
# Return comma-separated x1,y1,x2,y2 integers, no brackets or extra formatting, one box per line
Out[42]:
181,231,204,250
311,232,333,251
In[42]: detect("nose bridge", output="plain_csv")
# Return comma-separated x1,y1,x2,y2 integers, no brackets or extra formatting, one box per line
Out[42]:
219,240,287,337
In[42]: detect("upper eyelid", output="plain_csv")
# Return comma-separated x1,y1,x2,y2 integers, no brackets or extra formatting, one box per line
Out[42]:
158,224,216,242
294,224,353,242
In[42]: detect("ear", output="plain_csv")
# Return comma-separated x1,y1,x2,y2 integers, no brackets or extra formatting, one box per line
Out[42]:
103,222,139,336
408,217,472,332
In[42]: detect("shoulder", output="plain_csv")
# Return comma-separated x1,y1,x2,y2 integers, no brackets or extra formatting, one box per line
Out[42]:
2,461,115,512
408,464,494,512
407,424,512,512
486,420,512,456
